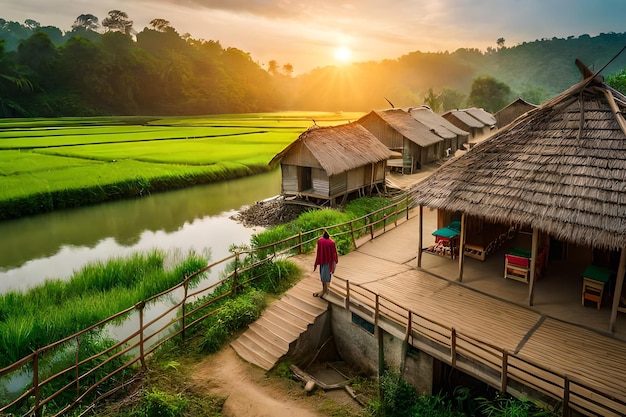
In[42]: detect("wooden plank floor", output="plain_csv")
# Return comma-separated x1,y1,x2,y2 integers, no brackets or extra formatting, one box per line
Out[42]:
319,211,626,412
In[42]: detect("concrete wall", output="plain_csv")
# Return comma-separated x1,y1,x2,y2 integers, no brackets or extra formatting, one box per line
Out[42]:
330,304,434,394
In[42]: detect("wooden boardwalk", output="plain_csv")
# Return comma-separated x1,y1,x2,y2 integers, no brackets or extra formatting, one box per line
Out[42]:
232,211,626,414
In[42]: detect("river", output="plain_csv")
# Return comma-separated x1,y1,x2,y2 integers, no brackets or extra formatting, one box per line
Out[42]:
0,169,281,294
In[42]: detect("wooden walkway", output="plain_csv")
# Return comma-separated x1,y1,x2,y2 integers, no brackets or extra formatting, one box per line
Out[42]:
328,214,626,416
232,211,626,414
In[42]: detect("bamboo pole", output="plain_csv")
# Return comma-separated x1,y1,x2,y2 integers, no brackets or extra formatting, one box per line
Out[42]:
528,228,539,306
417,206,423,268
609,247,626,332
137,301,146,371
457,212,466,282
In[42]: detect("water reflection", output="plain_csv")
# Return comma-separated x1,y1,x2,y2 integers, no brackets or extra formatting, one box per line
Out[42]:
0,169,281,293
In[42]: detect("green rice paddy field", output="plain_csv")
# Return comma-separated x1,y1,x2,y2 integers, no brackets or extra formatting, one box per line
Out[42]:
0,112,363,220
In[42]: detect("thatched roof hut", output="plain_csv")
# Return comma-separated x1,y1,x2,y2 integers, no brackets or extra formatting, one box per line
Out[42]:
358,109,444,173
409,106,469,153
411,60,626,329
442,108,495,142
494,97,538,128
411,72,626,250
270,122,392,205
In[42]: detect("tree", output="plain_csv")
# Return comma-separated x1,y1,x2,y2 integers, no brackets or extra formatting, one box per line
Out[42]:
467,75,512,113
423,88,442,112
606,68,626,95
440,87,466,112
282,63,293,77
72,14,99,32
102,10,134,36
496,37,506,49
149,19,171,32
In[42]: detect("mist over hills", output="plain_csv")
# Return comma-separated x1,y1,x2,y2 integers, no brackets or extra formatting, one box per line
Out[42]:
1,17,624,116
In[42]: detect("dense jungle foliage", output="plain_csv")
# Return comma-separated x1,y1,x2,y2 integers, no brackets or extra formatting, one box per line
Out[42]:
1,11,625,117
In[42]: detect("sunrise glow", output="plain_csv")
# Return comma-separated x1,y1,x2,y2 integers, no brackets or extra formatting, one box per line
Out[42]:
333,46,352,64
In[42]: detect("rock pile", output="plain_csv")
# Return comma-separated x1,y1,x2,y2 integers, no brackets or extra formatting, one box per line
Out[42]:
232,196,311,228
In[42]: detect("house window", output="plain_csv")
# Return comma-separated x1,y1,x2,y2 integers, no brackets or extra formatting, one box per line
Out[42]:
352,313,375,335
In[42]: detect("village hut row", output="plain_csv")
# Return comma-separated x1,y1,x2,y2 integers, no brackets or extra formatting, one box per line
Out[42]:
410,60,626,332
270,106,498,206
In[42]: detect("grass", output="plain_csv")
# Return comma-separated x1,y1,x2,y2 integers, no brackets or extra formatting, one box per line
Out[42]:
0,112,363,220
0,249,208,368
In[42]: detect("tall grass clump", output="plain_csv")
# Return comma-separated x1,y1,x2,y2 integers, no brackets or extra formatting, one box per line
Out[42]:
249,196,397,259
0,249,207,368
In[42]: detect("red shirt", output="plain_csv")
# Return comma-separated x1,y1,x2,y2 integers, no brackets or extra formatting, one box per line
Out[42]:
314,237,338,272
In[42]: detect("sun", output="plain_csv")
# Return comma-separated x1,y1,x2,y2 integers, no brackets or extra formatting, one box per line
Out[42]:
333,46,352,64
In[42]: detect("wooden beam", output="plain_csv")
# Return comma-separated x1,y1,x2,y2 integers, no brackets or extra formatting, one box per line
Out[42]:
417,205,423,268
458,212,466,282
528,228,539,306
609,247,626,332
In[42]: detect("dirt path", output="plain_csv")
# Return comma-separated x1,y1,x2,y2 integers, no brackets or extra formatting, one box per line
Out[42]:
190,347,322,417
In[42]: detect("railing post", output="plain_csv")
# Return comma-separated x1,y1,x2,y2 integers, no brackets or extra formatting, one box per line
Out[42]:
298,231,303,254
374,294,380,337
350,221,357,250
33,350,40,417
394,204,398,227
75,336,81,396
406,193,410,220
345,280,350,309
137,301,147,371
232,251,239,296
181,278,189,342
563,376,570,417
369,217,374,240
404,311,412,343
451,328,457,367
501,350,508,392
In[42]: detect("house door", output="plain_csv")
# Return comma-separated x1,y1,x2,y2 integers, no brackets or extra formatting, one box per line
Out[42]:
298,167,312,191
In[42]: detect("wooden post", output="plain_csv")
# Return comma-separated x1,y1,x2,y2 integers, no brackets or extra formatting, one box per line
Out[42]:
528,228,539,306
451,328,457,367
350,221,357,250
137,301,146,371
394,204,398,227
501,350,508,392
232,252,239,296
374,294,380,336
345,280,350,309
298,231,303,254
609,247,626,332
457,212,466,282
418,206,423,268
181,278,189,342
563,376,571,417
33,350,40,417
75,336,81,396
406,194,410,220
369,217,374,240
377,322,385,378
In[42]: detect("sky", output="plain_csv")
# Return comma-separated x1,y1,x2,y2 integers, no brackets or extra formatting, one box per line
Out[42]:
1,0,624,73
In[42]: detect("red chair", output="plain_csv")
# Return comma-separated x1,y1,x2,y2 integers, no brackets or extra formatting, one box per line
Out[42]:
504,254,530,283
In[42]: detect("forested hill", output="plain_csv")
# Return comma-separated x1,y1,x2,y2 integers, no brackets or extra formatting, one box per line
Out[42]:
1,14,625,117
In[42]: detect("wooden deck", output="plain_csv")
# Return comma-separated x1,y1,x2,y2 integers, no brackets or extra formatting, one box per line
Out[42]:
323,210,626,415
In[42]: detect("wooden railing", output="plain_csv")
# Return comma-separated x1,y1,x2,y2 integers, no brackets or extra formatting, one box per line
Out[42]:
329,277,626,417
0,195,413,417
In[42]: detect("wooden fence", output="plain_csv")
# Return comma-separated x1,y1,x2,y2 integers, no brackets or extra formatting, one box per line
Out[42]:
329,276,626,417
0,196,412,417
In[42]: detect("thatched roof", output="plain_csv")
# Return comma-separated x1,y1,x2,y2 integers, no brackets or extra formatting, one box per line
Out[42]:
494,97,538,128
411,64,626,250
270,122,392,176
370,109,443,147
409,106,469,140
464,107,497,126
443,109,485,128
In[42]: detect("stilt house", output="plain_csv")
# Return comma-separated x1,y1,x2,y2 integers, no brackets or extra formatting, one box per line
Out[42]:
358,109,443,174
494,97,538,128
442,107,496,143
411,59,626,332
270,122,392,206
408,106,469,154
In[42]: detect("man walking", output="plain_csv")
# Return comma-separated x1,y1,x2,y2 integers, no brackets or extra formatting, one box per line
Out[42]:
313,230,338,297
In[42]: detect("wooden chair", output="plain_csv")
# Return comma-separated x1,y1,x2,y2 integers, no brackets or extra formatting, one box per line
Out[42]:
504,254,530,283
582,278,604,310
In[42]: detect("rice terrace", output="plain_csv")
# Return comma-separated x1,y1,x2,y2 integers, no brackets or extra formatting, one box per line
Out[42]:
0,112,362,220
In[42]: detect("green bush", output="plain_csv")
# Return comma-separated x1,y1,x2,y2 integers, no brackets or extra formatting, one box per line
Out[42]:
200,289,266,353
136,387,189,417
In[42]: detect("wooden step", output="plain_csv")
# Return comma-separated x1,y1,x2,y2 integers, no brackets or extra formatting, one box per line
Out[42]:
271,303,313,328
283,291,328,313
249,320,296,344
237,332,285,359
278,297,320,322
230,340,274,371
245,325,290,353
263,309,308,333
